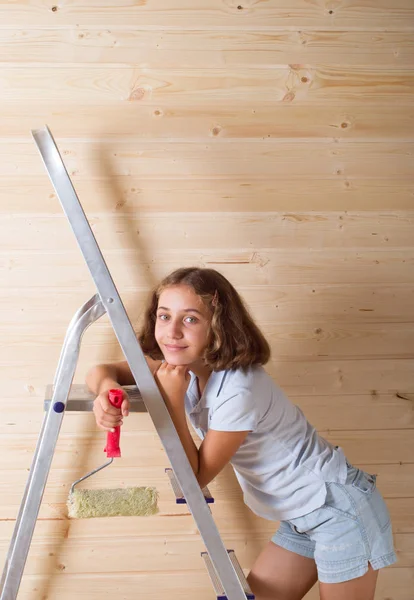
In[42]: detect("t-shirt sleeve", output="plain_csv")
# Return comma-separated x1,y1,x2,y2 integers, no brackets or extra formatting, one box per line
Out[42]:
208,387,258,432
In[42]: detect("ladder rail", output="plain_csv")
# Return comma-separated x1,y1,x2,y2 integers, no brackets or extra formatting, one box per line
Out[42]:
0,297,105,600
30,126,248,600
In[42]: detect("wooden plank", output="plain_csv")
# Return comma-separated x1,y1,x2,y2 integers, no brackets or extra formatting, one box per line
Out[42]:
297,394,414,431
1,249,413,287
1,212,414,252
2,142,414,180
1,102,413,138
0,29,413,67
0,178,414,212
0,1,413,30
2,66,414,105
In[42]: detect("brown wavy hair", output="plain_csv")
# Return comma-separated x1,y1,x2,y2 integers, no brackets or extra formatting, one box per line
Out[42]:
138,267,270,371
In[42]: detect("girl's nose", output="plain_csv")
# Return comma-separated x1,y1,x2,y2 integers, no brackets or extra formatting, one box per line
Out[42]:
168,321,183,338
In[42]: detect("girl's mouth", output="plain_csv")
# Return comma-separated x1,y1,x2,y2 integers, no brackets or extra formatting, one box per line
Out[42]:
164,344,188,352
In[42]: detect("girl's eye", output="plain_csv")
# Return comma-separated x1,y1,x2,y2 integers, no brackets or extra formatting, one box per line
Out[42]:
185,316,197,324
158,314,168,321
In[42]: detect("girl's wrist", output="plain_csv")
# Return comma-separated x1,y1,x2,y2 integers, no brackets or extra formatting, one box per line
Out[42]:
98,377,120,395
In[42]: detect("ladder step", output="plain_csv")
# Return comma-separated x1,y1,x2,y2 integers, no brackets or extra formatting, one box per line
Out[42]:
165,468,214,504
201,550,255,600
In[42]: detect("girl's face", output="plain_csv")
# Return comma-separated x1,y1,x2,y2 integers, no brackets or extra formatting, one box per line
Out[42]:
155,284,211,367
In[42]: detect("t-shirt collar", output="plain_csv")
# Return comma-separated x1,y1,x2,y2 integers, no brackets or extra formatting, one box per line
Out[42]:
187,369,228,412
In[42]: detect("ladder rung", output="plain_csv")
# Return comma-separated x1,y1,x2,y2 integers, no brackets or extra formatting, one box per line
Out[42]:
165,468,214,504
201,550,255,600
44,384,147,413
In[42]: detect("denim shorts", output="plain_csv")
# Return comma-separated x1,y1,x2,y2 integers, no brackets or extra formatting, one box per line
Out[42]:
271,460,398,583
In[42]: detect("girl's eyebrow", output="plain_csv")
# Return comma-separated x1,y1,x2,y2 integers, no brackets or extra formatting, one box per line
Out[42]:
157,306,203,315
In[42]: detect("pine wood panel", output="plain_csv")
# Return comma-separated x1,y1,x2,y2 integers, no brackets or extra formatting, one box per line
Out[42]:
2,143,414,181
2,249,413,288
0,1,413,30
1,212,414,252
1,29,413,66
2,66,414,105
1,0,413,597
0,178,414,212
2,102,414,137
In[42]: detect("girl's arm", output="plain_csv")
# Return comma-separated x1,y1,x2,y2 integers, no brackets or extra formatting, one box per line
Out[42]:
155,363,249,489
86,358,162,395
89,361,249,488
198,429,249,489
163,407,248,489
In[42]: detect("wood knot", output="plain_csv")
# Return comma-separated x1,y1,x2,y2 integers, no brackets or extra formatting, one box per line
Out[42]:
282,91,295,103
129,87,145,101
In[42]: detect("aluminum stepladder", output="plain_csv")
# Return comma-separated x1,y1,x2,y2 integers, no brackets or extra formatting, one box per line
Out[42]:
0,126,254,600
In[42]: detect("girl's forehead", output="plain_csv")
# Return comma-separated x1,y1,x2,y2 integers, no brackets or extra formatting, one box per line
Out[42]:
157,285,208,313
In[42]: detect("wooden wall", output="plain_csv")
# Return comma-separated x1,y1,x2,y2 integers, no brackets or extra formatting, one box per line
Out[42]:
1,1,413,598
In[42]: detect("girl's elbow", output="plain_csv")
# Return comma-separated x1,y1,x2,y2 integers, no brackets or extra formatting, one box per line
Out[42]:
195,468,212,491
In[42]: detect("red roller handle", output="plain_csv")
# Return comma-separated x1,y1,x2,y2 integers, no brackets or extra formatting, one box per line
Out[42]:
104,389,124,458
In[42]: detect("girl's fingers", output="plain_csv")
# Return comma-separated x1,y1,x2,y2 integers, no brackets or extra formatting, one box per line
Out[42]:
101,416,123,425
103,405,123,416
97,424,120,433
96,411,123,427
121,398,129,417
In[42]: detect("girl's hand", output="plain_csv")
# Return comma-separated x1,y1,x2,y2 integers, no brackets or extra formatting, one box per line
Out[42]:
93,387,130,432
154,362,191,407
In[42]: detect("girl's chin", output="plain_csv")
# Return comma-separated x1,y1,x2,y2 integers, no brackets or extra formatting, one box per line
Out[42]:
162,353,193,366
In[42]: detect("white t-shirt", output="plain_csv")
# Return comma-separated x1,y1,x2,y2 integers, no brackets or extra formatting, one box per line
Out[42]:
185,365,348,521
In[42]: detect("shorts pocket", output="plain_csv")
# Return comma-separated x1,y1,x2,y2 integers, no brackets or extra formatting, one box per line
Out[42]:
319,483,359,522
369,489,392,533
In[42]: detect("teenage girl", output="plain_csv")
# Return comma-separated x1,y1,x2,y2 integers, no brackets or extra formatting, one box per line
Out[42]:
87,267,397,600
